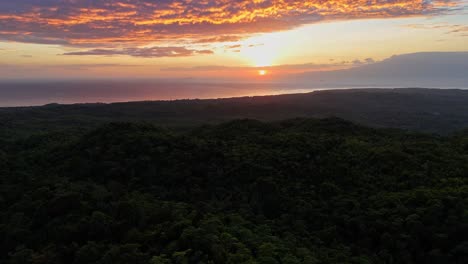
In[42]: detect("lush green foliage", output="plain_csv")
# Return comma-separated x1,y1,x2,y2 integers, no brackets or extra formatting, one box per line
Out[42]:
1,118,468,263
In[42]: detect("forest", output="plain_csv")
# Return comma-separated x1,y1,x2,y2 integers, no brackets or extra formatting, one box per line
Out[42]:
1,117,467,263
2,88,468,138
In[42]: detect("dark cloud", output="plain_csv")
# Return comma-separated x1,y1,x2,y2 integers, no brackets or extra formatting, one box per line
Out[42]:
345,58,376,66
195,35,245,43
160,60,376,72
405,23,468,37
293,52,468,87
225,44,242,49
63,46,214,58
223,44,242,52
0,0,460,49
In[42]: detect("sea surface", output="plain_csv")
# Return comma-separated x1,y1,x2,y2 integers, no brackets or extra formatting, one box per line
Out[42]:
0,80,465,107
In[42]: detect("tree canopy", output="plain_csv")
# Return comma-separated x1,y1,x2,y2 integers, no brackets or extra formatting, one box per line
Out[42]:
1,118,467,263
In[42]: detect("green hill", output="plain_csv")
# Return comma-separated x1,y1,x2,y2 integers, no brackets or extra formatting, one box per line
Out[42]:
1,118,467,263
2,89,468,139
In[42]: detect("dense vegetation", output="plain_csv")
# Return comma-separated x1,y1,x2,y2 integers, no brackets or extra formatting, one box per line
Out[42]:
2,88,468,138
1,118,467,263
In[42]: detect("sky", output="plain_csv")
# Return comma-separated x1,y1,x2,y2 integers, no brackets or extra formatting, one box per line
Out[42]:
0,0,467,80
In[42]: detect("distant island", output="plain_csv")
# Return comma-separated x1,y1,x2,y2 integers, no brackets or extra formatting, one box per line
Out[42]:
2,88,468,138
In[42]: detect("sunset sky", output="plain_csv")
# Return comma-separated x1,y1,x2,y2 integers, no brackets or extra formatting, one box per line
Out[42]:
0,0,467,80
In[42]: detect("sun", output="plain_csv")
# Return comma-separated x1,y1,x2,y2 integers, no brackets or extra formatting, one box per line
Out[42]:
258,70,267,76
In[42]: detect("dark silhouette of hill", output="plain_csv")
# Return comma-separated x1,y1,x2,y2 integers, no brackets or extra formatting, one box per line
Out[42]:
2,88,468,138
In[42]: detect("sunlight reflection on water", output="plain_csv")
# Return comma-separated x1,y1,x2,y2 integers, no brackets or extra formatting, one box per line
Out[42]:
0,80,466,107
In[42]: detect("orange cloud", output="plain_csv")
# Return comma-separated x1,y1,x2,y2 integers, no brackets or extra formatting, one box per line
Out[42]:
0,0,461,53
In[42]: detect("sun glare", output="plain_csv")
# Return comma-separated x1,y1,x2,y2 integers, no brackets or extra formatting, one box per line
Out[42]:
258,70,267,76
239,32,291,67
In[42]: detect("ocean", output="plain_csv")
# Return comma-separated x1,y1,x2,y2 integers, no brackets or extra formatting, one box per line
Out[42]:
0,80,465,107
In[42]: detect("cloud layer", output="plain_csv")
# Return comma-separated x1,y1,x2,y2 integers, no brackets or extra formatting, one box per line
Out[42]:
160,58,376,72
405,23,468,37
63,46,214,58
0,0,462,58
